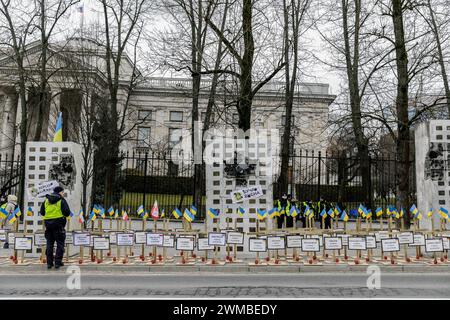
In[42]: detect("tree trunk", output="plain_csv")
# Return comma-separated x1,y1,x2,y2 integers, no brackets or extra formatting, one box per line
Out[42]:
392,0,411,228
341,0,371,208
427,0,450,117
238,0,254,132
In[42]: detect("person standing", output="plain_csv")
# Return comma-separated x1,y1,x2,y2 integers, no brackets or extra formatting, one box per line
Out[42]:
40,186,71,269
1,195,18,249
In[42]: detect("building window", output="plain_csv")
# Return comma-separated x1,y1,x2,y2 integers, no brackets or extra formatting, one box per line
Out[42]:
138,110,152,121
137,127,151,147
170,111,183,122
168,128,182,148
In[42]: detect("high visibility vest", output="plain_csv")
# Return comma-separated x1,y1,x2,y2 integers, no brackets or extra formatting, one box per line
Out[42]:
43,199,63,220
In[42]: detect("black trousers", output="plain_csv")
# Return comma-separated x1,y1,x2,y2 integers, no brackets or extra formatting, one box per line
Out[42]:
44,218,66,266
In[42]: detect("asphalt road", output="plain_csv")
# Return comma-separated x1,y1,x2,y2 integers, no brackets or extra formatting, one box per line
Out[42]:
0,272,449,298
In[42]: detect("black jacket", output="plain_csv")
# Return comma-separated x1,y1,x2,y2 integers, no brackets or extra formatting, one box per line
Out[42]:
40,193,71,218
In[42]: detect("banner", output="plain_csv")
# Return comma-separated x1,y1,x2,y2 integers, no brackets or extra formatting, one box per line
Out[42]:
230,186,263,203
28,180,59,199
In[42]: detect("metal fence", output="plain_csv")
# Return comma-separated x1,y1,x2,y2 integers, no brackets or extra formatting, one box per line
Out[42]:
0,153,22,200
0,149,417,219
274,150,417,210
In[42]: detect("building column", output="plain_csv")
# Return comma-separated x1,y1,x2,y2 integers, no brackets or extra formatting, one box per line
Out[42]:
0,88,18,158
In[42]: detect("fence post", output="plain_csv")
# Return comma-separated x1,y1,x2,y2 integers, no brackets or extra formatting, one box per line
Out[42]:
317,151,321,202
143,152,148,210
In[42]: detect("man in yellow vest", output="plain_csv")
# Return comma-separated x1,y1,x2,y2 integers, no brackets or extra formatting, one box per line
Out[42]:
40,186,71,269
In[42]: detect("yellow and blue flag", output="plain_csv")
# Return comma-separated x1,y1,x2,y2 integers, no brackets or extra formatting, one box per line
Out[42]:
427,208,433,218
172,208,182,219
375,207,383,217
0,207,7,219
53,112,63,142
161,209,165,219
327,208,334,218
108,206,115,217
207,208,220,219
439,207,449,219
268,207,278,218
341,210,349,222
190,205,197,216
184,208,195,222
256,209,267,221
290,206,298,218
26,207,33,217
14,207,21,217
137,205,144,216
88,210,96,222
320,209,327,218
7,212,16,224
238,207,246,216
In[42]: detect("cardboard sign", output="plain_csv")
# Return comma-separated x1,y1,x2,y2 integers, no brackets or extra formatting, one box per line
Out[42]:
8,232,15,248
226,232,244,245
28,180,60,199
73,232,90,246
375,231,390,242
397,232,414,245
34,233,46,246
425,239,444,252
163,235,175,248
230,186,263,203
301,239,320,252
286,235,302,248
0,230,6,241
443,237,450,250
348,237,367,250
198,238,214,251
135,232,147,244
267,236,286,250
109,232,117,244
411,234,425,246
381,238,400,252
324,237,342,250
366,236,377,249
176,237,195,251
65,232,73,245
93,237,110,250
14,237,32,250
208,232,226,246
117,233,134,246
249,238,267,252
146,233,164,246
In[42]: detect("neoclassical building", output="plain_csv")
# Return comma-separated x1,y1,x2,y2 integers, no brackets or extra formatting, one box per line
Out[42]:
0,38,336,163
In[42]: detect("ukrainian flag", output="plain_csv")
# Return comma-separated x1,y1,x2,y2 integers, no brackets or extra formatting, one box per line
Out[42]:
161,209,165,218
26,207,33,217
427,208,433,218
375,207,383,217
439,207,449,219
93,205,100,214
184,208,195,222
0,208,7,219
328,208,334,218
141,210,149,220
172,208,182,219
238,207,246,216
108,206,115,217
341,210,349,222
207,208,219,219
14,207,21,217
137,205,144,216
320,209,327,218
290,206,298,218
7,212,16,224
53,112,63,142
257,209,267,221
366,209,372,219
268,207,278,219
114,209,119,219
410,204,418,215
99,208,106,219
279,207,285,216
414,210,422,220
334,205,341,217
88,210,96,222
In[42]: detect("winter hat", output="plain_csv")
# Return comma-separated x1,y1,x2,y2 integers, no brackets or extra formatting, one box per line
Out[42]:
53,186,64,194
